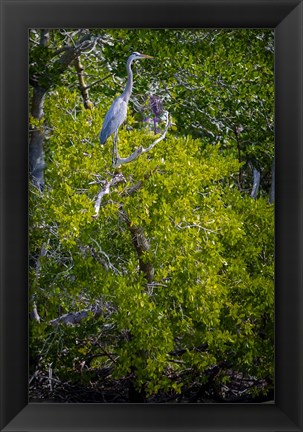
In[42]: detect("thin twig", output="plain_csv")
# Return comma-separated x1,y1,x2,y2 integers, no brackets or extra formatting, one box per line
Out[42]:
90,237,121,275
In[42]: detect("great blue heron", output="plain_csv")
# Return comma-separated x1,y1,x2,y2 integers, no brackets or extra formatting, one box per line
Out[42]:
100,51,153,145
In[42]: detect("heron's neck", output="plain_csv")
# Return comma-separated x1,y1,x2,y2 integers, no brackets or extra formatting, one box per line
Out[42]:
122,57,133,102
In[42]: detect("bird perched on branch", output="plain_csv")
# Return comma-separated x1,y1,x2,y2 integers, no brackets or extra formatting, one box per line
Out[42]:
100,51,153,145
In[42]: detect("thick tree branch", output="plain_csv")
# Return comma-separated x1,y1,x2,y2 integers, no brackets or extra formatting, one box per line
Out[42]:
49,304,103,326
74,56,94,110
29,30,50,190
48,297,117,327
119,208,154,285
92,173,126,218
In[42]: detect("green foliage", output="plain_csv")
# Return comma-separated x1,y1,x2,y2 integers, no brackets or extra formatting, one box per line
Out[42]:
100,29,274,188
29,29,274,401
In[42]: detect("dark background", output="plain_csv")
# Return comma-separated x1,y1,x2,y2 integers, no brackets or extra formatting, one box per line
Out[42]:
0,0,302,431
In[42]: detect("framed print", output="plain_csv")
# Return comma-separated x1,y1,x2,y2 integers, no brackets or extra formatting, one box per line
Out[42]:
0,0,302,431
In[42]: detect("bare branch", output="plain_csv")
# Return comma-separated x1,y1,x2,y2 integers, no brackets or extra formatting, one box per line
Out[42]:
112,144,143,168
92,173,126,218
84,74,112,90
53,34,95,75
30,302,41,323
49,304,103,326
112,111,171,168
95,342,118,364
89,237,121,275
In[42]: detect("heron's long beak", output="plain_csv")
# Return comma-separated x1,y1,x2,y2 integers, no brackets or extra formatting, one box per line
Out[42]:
141,54,154,59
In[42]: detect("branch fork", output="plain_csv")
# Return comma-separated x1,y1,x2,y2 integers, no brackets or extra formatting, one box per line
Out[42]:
92,173,126,218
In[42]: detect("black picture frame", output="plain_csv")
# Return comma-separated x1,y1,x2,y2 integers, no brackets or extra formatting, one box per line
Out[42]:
0,0,302,431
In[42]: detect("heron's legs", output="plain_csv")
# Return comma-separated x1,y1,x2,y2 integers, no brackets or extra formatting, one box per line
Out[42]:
112,129,120,166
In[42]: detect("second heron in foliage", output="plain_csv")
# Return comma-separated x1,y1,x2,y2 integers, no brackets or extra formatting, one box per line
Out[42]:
100,51,153,145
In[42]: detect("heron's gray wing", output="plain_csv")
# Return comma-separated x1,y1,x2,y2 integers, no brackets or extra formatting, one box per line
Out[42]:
100,97,128,144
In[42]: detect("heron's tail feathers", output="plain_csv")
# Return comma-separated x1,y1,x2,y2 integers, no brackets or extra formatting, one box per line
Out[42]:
100,130,107,145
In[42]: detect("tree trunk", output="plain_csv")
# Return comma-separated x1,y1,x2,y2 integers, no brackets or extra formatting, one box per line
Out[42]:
29,30,95,190
250,166,261,200
29,87,47,191
29,29,49,190
128,367,146,402
119,208,154,285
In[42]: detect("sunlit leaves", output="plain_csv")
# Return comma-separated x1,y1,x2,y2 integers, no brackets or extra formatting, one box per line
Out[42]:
29,29,274,399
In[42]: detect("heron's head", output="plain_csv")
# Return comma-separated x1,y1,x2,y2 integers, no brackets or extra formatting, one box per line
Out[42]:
129,51,154,61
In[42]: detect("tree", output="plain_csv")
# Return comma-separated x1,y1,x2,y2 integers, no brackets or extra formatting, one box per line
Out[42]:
29,29,274,402
29,29,105,190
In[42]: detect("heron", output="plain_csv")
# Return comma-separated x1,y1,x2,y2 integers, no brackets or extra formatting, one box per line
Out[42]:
100,51,153,145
